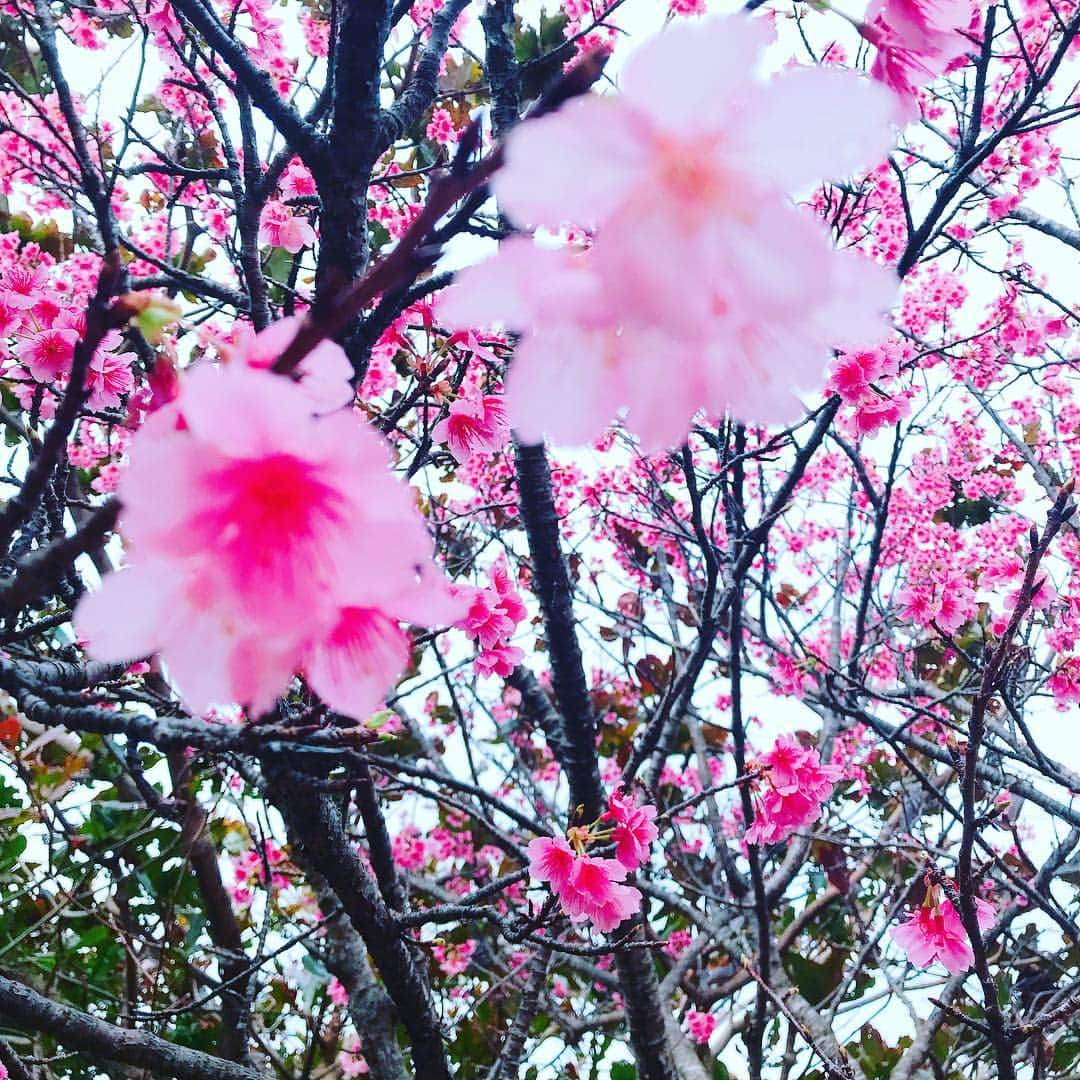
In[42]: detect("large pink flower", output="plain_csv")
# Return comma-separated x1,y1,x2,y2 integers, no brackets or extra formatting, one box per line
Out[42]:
443,16,896,449
75,361,461,717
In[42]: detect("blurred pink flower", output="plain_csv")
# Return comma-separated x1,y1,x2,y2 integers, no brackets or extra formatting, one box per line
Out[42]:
444,16,896,448
862,0,971,107
75,363,461,717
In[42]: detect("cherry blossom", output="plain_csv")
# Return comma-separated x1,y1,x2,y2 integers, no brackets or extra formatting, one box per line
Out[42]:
432,390,509,464
604,791,659,870
444,16,897,447
457,557,527,676
527,823,645,933
745,735,843,846
75,361,461,717
892,883,995,973
686,1008,715,1045
861,0,972,109
259,200,317,253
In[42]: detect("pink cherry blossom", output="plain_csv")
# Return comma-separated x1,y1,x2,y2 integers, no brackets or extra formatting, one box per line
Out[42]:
473,643,525,678
526,836,577,893
444,16,897,448
604,791,658,870
528,833,642,932
744,736,843,846
892,888,994,973
0,264,49,309
432,939,475,976
337,1037,370,1077
75,363,461,717
432,391,509,464
17,326,78,382
87,349,135,408
259,199,317,253
462,589,516,651
558,853,640,932
686,1008,716,1045
457,557,527,676
862,0,971,108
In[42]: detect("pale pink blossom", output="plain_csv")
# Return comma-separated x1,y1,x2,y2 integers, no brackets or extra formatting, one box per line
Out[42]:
223,316,355,413
75,364,461,717
259,200,317,253
444,17,896,448
337,1037,370,1077
87,349,135,408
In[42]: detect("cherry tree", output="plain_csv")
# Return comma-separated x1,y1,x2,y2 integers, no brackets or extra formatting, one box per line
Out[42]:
0,0,1078,1077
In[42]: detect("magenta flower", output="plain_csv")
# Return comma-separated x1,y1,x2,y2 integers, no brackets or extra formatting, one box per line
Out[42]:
745,736,842,846
17,326,78,382
75,359,461,718
87,349,135,409
526,836,577,893
559,854,640,932
605,791,659,870
526,835,642,932
686,1008,716,1045
892,888,995,974
862,0,971,108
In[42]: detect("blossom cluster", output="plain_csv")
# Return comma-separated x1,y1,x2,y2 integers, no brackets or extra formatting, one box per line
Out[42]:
1,257,135,414
745,734,843,846
457,558,528,678
526,791,657,932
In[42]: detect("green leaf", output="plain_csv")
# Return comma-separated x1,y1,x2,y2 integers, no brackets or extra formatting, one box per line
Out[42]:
783,950,847,1006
